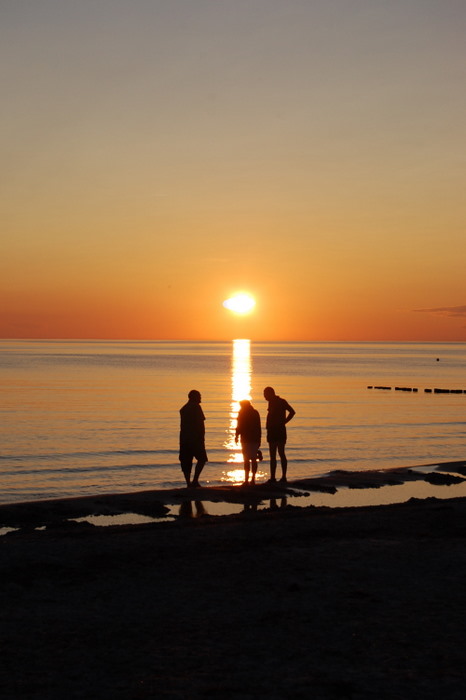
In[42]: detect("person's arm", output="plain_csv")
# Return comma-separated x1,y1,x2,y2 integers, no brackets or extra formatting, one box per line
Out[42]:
284,402,295,424
235,413,241,442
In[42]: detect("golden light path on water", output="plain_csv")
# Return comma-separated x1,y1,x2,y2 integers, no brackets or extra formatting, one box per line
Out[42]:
222,339,267,484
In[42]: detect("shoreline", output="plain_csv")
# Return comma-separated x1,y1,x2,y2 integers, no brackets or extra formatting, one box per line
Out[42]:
1,459,465,532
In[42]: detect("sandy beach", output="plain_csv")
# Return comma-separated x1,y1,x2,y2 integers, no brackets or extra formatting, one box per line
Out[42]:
2,465,466,699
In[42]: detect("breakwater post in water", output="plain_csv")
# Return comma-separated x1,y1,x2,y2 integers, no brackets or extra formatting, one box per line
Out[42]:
368,386,466,394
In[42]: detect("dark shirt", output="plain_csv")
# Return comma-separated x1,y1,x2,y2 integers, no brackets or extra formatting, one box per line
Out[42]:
265,395,293,431
266,395,294,443
179,400,205,446
235,405,261,443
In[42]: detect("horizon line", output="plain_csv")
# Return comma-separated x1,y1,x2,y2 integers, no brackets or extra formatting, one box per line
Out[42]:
0,337,463,344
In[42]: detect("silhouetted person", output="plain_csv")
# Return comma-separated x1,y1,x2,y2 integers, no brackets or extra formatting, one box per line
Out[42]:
235,399,261,485
263,386,295,483
179,389,207,487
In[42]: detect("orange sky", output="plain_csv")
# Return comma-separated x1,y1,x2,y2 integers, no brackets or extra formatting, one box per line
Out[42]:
2,1,466,341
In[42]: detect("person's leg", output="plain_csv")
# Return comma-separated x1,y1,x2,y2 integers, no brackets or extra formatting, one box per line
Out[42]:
268,442,277,481
181,459,192,487
250,458,257,485
191,459,205,487
277,443,287,481
243,459,250,485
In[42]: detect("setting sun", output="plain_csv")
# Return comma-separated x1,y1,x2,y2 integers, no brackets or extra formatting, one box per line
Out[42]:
223,293,256,315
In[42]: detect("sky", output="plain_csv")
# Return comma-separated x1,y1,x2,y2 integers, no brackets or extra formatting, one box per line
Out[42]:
1,0,465,341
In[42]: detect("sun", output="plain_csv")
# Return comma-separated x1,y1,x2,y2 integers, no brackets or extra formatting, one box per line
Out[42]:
223,293,256,315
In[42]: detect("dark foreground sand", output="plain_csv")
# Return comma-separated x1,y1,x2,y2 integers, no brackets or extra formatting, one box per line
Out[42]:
2,467,466,699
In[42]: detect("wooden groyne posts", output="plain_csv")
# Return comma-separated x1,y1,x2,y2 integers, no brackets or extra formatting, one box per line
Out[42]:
367,386,418,391
367,386,466,394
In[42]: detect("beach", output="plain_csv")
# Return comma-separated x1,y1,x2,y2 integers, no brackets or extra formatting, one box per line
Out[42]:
2,466,466,699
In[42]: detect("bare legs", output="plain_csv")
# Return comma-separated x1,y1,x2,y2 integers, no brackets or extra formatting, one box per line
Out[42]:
181,459,206,487
268,442,287,482
191,460,205,487
243,457,258,486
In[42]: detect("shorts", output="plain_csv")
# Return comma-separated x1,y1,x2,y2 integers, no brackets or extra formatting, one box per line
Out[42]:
179,442,208,464
267,426,287,444
241,440,260,461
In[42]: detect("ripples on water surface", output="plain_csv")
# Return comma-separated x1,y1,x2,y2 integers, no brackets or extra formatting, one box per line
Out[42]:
1,340,466,503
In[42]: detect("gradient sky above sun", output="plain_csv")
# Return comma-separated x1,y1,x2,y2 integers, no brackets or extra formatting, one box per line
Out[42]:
1,0,466,341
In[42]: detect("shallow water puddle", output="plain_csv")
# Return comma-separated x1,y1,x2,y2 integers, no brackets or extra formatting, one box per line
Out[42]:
82,478,466,521
3,475,466,535
73,512,176,527
291,476,466,509
0,526,16,536
174,500,246,518
72,501,247,526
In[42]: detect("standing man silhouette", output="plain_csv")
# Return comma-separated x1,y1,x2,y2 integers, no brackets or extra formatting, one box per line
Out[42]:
179,390,207,487
263,386,295,483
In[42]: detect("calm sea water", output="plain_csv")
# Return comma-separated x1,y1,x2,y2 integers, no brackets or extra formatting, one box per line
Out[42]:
1,339,466,504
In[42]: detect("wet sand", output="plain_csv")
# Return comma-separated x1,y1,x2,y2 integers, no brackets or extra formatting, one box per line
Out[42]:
2,463,466,699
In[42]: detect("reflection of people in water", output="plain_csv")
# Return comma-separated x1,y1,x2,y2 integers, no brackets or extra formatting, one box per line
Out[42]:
178,501,207,518
243,498,287,513
179,390,208,487
270,497,287,511
235,399,261,485
263,386,295,483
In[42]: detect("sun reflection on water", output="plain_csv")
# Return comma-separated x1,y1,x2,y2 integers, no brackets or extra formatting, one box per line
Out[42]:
221,339,268,484
223,338,252,468
224,467,267,484
224,467,248,483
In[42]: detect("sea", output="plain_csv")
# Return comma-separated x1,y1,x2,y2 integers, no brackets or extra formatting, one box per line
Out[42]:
1,339,466,505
